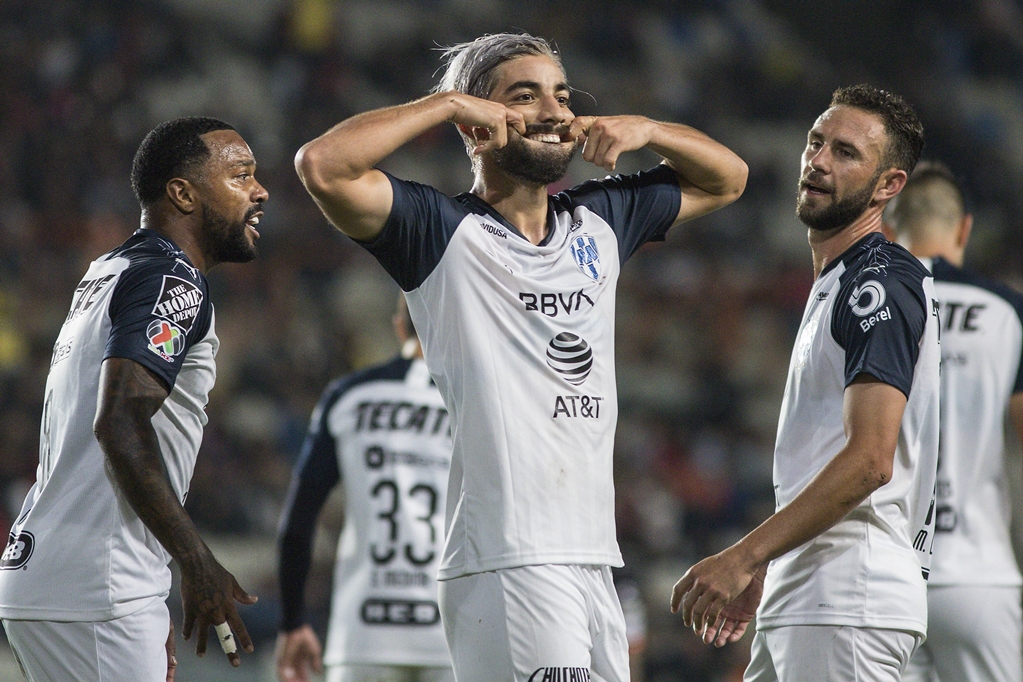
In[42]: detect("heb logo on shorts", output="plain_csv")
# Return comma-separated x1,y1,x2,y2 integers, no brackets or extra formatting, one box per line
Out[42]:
147,319,186,362
528,668,590,682
1,531,35,570
152,275,203,332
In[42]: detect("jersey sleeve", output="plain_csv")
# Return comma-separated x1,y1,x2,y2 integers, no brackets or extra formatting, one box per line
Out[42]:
104,261,212,391
831,265,928,398
277,384,343,632
359,172,468,291
560,164,681,263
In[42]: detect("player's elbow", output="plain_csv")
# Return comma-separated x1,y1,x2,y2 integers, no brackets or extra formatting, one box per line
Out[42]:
294,142,326,195
861,453,895,492
719,157,748,204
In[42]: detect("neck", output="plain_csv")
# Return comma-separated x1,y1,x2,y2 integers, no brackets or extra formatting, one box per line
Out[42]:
471,166,550,245
140,210,211,273
900,239,964,268
808,205,885,279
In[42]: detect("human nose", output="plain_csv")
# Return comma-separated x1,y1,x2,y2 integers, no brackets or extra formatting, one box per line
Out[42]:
252,180,269,203
538,94,571,126
804,146,829,175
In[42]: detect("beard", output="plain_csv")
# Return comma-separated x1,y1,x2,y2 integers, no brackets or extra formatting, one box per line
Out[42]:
796,168,881,232
491,125,577,186
200,201,259,264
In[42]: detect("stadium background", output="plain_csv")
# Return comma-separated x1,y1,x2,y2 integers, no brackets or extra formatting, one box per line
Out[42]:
2,0,1022,679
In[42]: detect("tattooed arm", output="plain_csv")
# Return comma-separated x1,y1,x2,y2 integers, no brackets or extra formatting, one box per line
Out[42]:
93,357,257,667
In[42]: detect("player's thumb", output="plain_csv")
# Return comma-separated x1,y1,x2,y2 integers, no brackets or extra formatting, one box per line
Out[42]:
233,579,258,605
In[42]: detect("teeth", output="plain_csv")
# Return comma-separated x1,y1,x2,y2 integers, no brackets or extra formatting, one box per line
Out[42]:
247,216,260,225
528,133,562,143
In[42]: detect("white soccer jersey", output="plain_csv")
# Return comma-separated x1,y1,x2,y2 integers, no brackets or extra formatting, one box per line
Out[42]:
278,357,453,666
0,230,216,621
361,166,681,580
757,233,941,636
923,257,1023,587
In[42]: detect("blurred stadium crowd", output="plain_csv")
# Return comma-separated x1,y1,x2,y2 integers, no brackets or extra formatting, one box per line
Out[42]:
2,0,1023,679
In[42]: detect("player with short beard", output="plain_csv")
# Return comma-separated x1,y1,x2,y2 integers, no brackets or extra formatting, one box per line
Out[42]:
295,32,747,682
673,85,940,682
0,116,268,682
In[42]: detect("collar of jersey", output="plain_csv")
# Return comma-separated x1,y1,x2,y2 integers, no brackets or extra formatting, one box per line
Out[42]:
131,228,193,264
818,231,887,279
456,192,559,248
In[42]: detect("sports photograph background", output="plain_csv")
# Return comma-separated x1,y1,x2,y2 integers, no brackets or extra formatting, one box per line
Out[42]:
1,1,1022,680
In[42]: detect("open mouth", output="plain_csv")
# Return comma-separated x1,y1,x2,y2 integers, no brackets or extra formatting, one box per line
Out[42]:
526,132,566,144
801,181,831,196
245,211,262,237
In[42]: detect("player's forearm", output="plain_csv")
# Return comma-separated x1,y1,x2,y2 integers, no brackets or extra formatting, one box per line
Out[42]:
295,93,458,192
733,443,892,570
648,122,748,201
95,411,212,572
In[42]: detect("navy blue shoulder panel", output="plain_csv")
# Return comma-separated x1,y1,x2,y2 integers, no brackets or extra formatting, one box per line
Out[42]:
551,164,681,264
277,355,413,630
359,172,470,291
932,257,1023,393
103,230,212,391
830,234,931,398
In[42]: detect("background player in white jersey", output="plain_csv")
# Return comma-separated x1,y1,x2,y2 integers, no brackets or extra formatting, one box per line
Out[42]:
884,161,1023,682
672,85,940,682
0,117,268,681
275,296,454,682
294,32,747,682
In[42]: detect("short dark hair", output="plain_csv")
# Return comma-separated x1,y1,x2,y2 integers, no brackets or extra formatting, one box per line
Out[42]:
131,117,236,207
830,84,924,175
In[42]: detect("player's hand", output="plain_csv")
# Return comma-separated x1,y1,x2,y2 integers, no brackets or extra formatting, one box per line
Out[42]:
568,115,657,173
669,547,763,647
179,552,258,667
275,625,324,682
166,617,177,682
444,91,527,155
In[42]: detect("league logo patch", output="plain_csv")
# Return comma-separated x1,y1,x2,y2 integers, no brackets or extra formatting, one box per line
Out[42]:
147,319,186,361
0,531,34,570
546,332,593,385
152,275,203,332
848,280,886,317
570,235,600,281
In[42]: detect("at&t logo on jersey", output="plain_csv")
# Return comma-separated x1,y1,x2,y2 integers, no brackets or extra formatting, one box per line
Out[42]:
1,531,34,570
147,319,186,362
546,333,593,385
570,235,600,281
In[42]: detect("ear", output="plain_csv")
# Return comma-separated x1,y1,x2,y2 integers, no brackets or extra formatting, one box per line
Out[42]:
956,213,973,250
165,178,198,214
875,168,908,203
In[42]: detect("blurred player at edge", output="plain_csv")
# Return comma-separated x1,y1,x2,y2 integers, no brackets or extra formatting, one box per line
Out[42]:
0,117,267,681
294,32,747,682
885,161,1023,682
275,295,454,682
672,85,940,682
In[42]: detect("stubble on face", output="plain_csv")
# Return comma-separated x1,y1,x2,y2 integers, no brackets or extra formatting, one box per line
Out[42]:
796,166,883,233
491,123,578,186
199,200,259,264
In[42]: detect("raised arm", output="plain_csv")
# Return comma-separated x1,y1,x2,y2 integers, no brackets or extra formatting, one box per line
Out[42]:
93,358,257,667
294,92,525,242
568,116,748,225
670,374,905,644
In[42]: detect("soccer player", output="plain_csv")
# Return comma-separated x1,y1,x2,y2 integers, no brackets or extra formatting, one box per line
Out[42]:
275,296,454,682
671,85,940,682
0,117,268,681
885,161,1023,682
294,32,747,682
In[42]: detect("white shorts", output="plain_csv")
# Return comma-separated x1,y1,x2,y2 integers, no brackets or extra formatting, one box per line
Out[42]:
903,585,1023,682
2,597,169,682
327,664,456,682
439,564,630,682
744,625,921,682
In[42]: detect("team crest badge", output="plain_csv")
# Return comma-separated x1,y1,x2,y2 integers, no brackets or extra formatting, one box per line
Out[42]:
570,235,600,281
147,319,186,361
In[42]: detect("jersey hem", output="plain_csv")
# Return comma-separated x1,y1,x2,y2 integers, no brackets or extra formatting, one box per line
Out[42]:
927,576,1023,588
325,655,454,667
0,593,166,623
437,552,624,580
755,613,925,636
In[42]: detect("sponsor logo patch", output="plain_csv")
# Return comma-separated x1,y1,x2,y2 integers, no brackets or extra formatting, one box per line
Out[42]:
546,333,593,385
147,319,186,361
848,280,886,317
528,668,591,682
360,599,440,626
152,275,203,332
570,235,600,281
1,531,34,570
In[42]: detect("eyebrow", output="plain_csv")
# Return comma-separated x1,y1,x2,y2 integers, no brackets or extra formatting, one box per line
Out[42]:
501,80,571,95
228,158,256,169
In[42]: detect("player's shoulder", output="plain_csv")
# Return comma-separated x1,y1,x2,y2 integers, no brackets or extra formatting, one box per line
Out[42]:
105,229,206,286
837,233,929,291
932,257,1023,314
318,355,414,408
551,164,680,213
